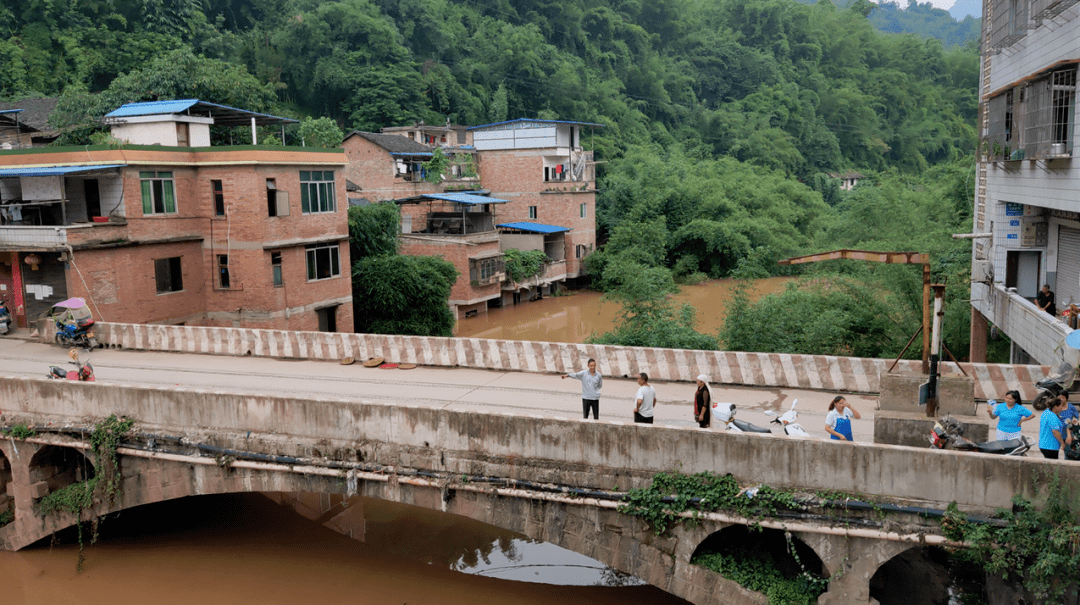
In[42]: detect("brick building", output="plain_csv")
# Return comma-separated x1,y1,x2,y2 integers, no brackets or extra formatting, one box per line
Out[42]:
0,99,352,332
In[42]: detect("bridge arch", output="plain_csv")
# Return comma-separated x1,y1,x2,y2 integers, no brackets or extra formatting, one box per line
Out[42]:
0,449,11,517
689,525,828,595
27,445,95,500
869,545,987,605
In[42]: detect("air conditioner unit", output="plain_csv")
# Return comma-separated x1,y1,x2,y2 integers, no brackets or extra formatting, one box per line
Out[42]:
972,260,994,283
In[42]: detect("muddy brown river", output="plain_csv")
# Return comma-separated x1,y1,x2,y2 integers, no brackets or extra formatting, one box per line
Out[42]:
455,277,793,343
0,494,689,604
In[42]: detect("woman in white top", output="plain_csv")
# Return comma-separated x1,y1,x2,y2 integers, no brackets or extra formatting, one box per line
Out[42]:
824,395,861,441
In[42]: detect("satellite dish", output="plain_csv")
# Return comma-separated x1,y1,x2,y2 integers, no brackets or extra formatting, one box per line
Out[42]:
1066,330,1080,350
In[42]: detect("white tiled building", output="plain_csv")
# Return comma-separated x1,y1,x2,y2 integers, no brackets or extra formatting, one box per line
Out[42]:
971,0,1080,364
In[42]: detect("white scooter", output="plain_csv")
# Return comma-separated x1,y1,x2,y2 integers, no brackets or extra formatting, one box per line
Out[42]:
714,402,772,434
764,399,810,437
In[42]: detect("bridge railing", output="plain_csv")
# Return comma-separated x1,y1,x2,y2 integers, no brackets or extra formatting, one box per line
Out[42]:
2,375,1076,516
51,322,1048,399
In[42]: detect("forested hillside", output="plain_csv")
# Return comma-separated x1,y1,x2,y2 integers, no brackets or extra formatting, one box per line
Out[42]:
0,0,983,358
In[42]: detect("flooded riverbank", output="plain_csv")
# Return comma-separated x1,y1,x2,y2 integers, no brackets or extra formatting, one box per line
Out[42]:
455,277,792,343
0,494,688,605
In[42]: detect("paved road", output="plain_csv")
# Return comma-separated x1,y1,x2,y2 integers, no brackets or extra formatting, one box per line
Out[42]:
0,334,889,443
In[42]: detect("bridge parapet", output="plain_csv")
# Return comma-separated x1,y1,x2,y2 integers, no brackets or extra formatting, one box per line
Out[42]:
74,322,1047,400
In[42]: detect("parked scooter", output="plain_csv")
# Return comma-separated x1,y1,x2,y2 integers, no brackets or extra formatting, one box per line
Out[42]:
0,295,10,335
713,402,772,433
764,399,810,437
49,297,97,349
1033,340,1078,410
46,348,95,382
929,415,1031,456
1065,422,1080,461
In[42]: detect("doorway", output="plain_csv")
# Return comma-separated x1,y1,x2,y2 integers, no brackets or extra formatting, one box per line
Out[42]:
317,305,338,332
1005,250,1040,299
84,179,101,219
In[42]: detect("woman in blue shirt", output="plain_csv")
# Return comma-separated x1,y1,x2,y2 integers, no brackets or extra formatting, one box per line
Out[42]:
1039,398,1073,459
985,390,1035,441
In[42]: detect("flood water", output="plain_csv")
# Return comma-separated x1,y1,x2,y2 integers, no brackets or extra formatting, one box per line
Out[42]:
0,494,689,605
455,277,793,343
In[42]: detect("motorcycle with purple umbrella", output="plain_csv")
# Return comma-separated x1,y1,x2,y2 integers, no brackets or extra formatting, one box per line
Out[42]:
49,297,98,350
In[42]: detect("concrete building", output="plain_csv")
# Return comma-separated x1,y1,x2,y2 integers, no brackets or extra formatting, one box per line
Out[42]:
0,99,352,332
970,0,1080,364
380,120,472,148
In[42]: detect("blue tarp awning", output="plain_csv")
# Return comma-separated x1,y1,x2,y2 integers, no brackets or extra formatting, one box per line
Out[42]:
421,193,508,205
0,164,125,177
496,221,571,234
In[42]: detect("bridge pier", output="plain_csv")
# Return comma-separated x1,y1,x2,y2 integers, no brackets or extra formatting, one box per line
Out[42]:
797,532,910,605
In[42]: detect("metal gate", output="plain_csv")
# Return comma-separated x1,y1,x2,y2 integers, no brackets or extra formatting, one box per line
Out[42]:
1057,226,1080,307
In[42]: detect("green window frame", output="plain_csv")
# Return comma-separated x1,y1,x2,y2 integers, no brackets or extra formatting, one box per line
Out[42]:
300,171,337,214
139,171,177,215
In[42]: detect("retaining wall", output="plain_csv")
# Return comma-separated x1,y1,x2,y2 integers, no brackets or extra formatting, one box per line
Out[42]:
67,322,1048,400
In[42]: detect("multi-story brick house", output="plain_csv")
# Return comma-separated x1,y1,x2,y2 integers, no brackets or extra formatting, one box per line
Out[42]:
969,0,1080,364
469,119,601,305
380,121,472,148
0,98,61,149
0,99,352,332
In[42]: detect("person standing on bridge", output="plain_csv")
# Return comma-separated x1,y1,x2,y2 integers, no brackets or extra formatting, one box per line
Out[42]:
693,375,712,428
824,396,861,441
564,358,603,419
1039,397,1073,459
986,390,1034,441
633,372,656,424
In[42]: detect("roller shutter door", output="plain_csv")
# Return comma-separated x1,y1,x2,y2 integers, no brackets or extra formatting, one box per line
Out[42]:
1057,226,1080,307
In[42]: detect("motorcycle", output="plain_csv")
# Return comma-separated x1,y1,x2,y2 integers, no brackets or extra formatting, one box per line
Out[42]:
765,399,810,437
0,295,10,335
47,348,95,382
929,415,1031,456
1033,340,1079,411
49,297,97,349
713,402,772,434
1065,422,1080,461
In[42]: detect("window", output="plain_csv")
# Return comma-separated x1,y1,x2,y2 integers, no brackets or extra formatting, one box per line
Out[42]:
154,257,183,293
267,179,278,217
306,243,340,280
576,244,592,259
528,206,537,220
300,171,337,214
212,180,225,216
217,255,230,289
1051,68,1076,150
580,203,587,219
469,256,505,286
139,171,176,215
271,252,283,287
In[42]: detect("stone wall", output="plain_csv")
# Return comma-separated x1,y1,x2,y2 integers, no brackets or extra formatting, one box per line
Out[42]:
72,322,1048,400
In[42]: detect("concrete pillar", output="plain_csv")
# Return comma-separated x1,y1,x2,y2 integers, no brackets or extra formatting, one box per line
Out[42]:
795,533,910,605
0,441,42,519
970,307,989,363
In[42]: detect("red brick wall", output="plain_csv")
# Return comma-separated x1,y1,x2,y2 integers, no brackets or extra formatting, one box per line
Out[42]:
399,235,501,309
476,150,596,277
342,136,443,202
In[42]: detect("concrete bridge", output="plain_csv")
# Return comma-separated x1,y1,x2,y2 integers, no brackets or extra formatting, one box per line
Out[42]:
2,369,1077,605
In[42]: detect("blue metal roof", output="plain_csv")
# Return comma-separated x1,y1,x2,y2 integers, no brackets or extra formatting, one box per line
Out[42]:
390,152,433,157
422,193,508,205
0,109,24,115
105,99,297,125
0,164,124,177
468,118,605,131
496,221,571,234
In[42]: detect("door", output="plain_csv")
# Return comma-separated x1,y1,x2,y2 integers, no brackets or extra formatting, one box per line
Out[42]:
1006,250,1040,299
317,306,338,332
1057,227,1080,307
83,179,101,219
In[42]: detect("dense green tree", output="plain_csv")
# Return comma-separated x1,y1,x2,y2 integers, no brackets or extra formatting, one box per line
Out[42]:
352,255,458,336
348,202,399,260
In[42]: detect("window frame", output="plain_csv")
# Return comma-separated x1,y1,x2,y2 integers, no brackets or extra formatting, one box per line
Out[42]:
140,171,177,216
154,256,184,294
305,243,341,281
217,254,231,289
300,171,337,214
212,179,225,217
271,251,283,287
580,203,587,219
528,206,537,220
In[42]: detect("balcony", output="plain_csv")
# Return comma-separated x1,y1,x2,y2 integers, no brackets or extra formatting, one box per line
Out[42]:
0,225,68,250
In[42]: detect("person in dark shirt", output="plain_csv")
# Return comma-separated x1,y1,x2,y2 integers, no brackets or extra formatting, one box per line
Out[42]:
1037,284,1056,316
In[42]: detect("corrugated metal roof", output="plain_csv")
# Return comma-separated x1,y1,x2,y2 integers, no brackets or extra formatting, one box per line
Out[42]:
422,193,508,205
105,100,297,126
469,118,604,131
496,221,571,234
0,164,125,177
347,131,436,155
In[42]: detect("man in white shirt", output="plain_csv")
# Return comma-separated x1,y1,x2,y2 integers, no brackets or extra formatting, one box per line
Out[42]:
634,372,655,424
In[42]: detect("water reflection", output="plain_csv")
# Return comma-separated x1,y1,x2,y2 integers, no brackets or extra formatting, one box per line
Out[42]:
456,277,794,343
1,494,685,605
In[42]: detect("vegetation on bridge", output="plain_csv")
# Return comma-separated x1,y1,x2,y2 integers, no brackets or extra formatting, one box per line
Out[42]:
36,415,134,571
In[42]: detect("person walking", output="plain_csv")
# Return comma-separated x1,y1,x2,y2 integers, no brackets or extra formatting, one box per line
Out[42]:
1039,397,1073,459
986,390,1035,441
563,358,603,419
824,396,861,441
633,372,655,424
693,375,712,428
